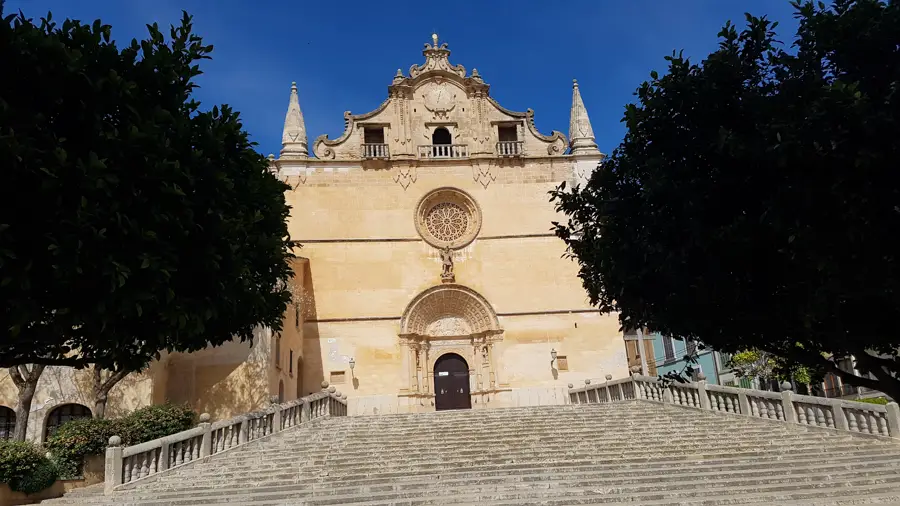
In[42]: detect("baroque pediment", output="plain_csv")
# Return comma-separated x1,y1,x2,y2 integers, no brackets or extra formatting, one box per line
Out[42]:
312,35,567,161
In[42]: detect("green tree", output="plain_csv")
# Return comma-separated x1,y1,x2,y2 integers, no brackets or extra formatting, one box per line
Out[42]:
728,349,812,388
0,10,293,439
551,1,900,400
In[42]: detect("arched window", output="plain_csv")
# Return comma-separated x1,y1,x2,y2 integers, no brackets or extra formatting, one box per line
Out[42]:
278,380,285,403
45,404,91,441
432,127,451,145
0,407,15,440
296,357,303,399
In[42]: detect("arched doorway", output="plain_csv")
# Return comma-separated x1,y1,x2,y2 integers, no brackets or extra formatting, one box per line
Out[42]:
434,353,471,411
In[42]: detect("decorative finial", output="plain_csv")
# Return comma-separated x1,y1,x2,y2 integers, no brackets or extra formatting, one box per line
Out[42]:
395,69,403,77
432,33,438,47
569,77,600,156
281,80,308,159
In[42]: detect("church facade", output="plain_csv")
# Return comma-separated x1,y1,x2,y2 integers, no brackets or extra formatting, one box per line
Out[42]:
0,36,627,440
276,36,627,415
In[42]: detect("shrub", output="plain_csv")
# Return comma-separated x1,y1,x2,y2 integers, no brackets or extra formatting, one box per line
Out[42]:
44,418,116,479
856,397,890,405
0,440,59,494
116,403,196,445
45,403,195,479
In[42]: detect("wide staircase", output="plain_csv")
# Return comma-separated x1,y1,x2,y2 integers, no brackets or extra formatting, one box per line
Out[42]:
46,400,900,505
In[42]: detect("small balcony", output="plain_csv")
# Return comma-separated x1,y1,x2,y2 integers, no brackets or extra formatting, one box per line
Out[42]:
418,144,468,159
361,143,390,159
496,140,524,157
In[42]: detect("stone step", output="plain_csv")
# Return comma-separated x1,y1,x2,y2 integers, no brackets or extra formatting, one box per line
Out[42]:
221,433,857,463
96,475,900,506
46,401,900,506
119,461,900,500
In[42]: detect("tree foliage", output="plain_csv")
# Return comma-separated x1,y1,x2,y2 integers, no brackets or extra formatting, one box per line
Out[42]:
0,11,293,371
551,0,900,399
729,348,812,386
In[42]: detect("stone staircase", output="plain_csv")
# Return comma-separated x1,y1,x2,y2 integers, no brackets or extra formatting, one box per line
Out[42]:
45,401,900,505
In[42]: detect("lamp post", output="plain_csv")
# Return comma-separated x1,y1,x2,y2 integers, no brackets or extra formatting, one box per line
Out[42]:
550,348,558,367
349,357,356,378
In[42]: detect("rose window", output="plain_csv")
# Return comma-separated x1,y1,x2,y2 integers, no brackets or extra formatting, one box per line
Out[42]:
425,203,468,243
415,188,481,249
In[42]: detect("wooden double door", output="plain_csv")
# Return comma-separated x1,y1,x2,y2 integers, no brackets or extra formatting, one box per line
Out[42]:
434,353,471,410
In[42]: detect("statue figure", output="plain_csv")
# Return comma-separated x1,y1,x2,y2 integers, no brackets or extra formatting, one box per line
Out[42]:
440,245,454,282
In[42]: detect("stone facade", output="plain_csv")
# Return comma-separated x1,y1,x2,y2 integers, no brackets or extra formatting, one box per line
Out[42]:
0,35,627,437
273,36,625,415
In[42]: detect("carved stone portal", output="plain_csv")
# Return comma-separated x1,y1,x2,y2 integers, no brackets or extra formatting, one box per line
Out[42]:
399,285,504,397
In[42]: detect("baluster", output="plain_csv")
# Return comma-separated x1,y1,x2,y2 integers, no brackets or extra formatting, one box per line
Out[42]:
774,401,784,420
677,389,685,406
824,408,834,428
794,404,805,424
867,413,878,434
815,406,826,427
857,411,870,433
124,457,133,483
748,398,758,417
142,452,150,478
847,409,858,431
877,414,889,436
763,399,773,418
804,406,815,426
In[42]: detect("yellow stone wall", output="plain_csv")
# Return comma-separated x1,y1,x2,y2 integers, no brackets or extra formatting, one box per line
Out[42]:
282,157,627,414
0,365,159,442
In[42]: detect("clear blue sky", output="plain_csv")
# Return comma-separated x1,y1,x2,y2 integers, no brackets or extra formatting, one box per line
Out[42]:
8,0,800,157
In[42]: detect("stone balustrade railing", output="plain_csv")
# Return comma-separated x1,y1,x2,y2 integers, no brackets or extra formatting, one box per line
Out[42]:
496,140,524,157
569,374,900,440
418,144,469,159
361,143,389,159
104,385,348,493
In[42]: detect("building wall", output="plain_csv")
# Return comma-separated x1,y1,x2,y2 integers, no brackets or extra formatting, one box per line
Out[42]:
0,365,159,442
649,332,722,385
286,158,627,415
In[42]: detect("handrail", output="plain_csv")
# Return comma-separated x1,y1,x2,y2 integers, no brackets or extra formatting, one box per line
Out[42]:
569,375,900,440
417,144,468,159
105,383,348,493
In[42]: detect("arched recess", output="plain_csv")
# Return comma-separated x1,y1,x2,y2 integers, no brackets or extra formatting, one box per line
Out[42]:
44,403,91,441
278,380,285,403
399,284,504,397
400,284,500,337
0,406,15,440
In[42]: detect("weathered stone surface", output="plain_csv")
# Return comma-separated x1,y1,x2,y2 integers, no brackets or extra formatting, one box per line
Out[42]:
41,401,900,505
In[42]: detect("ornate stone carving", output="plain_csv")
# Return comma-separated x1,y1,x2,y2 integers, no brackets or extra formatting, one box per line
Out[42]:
423,82,457,119
281,82,308,159
408,34,467,80
426,317,470,337
393,164,417,190
415,188,481,249
439,245,455,283
569,79,601,155
400,284,500,337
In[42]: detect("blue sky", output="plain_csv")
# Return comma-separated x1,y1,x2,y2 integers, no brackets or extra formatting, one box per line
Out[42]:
8,0,800,157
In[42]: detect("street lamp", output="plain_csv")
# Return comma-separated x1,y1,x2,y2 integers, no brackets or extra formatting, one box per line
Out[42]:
550,348,558,366
349,357,356,373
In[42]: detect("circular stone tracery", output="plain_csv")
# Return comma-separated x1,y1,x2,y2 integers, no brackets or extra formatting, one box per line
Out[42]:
415,188,481,249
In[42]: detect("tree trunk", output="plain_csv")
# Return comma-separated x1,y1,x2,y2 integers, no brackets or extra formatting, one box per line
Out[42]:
8,364,45,441
91,366,130,419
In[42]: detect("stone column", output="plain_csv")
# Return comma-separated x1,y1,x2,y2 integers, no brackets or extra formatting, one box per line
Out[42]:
486,342,497,388
411,343,421,393
400,339,411,393
472,340,482,391
421,343,431,395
